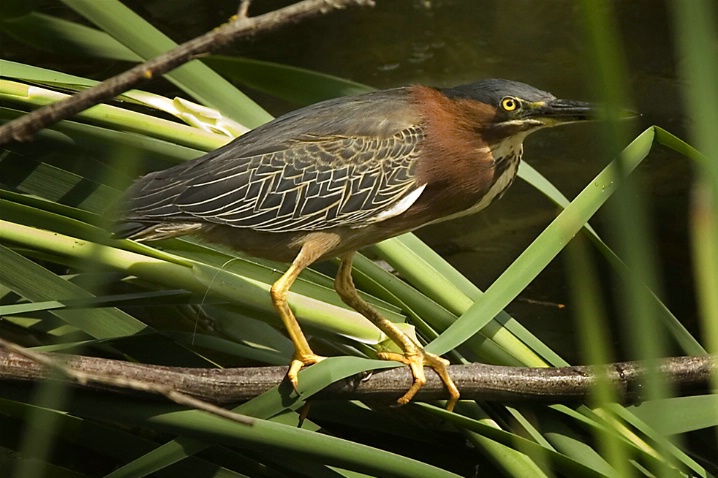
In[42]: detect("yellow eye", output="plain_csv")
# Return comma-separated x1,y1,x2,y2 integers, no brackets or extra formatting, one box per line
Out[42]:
501,97,519,112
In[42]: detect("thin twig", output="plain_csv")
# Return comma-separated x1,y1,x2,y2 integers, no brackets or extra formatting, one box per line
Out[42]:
0,338,254,426
238,0,252,18
0,0,374,145
0,347,713,405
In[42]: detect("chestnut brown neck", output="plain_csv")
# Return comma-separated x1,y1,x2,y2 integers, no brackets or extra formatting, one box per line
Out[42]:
408,86,523,219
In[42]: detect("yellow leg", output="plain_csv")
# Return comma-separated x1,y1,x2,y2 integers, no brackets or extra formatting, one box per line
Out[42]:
270,243,327,391
334,252,460,411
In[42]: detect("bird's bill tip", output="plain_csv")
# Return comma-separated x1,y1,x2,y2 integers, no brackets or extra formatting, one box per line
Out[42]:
536,99,638,125
538,99,597,124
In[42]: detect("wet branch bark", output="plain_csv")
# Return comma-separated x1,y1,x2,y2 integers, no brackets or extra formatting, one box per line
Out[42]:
0,0,375,144
1,350,713,405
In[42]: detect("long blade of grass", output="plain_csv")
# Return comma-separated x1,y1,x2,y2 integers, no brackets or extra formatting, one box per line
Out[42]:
630,395,718,435
671,5,718,445
0,220,388,345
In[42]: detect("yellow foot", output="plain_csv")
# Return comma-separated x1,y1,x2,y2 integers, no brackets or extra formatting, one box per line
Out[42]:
377,349,460,411
286,353,325,392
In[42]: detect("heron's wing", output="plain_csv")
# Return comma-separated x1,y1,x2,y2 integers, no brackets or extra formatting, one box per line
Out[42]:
117,88,428,234
172,126,424,232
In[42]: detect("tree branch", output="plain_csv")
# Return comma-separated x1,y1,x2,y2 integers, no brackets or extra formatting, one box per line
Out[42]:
0,339,254,425
0,0,374,144
0,348,712,405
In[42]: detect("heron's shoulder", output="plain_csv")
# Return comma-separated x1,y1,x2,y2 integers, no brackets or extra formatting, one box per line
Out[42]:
247,88,423,143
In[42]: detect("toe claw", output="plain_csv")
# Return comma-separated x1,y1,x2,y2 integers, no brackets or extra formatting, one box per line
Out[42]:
286,353,325,392
378,349,459,410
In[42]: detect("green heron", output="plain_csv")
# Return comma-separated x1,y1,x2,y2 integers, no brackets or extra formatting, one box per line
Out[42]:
114,79,595,410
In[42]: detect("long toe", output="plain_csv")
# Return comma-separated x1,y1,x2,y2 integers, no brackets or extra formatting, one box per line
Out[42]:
377,349,460,411
286,353,325,392
423,351,460,411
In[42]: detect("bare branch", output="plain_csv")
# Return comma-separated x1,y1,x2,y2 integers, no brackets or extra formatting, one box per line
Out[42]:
0,0,374,144
0,347,713,405
0,338,254,426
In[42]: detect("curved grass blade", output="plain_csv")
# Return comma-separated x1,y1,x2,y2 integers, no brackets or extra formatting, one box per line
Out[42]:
629,395,718,435
0,220,388,346
100,357,405,478
424,404,615,478
428,127,655,356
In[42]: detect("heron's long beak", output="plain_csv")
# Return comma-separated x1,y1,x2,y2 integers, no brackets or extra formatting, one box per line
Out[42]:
533,98,638,125
533,98,597,124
